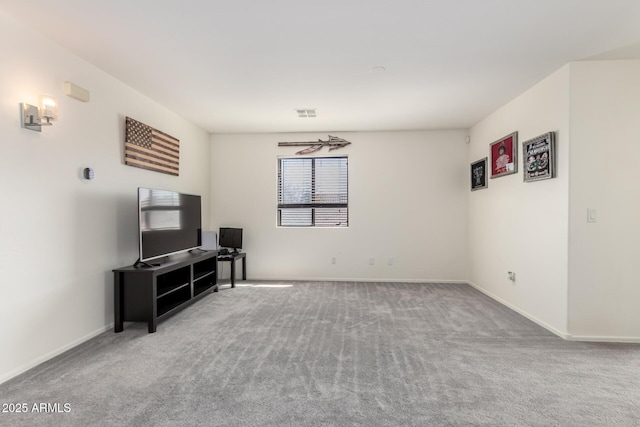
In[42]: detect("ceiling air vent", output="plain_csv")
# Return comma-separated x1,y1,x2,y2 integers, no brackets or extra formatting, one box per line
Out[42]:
296,109,317,118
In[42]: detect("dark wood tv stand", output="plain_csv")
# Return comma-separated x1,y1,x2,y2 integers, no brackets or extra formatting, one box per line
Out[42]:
113,251,218,333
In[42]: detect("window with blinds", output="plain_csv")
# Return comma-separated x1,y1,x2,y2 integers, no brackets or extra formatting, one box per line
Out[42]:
277,156,348,227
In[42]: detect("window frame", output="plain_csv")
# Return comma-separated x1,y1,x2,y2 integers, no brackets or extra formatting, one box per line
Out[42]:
277,155,349,228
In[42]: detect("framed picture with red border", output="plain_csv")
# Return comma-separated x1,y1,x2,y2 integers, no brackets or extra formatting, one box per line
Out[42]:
490,132,518,178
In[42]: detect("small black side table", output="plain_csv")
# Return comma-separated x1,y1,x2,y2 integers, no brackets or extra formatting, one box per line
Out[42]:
217,252,246,288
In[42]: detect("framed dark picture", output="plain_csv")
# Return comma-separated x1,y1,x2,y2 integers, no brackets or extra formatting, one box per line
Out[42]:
523,132,555,182
470,157,488,191
490,132,518,178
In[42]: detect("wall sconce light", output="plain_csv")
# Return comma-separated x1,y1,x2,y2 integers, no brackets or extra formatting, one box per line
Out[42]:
20,94,58,132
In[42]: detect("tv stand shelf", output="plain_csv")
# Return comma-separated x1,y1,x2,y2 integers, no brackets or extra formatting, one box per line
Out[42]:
113,251,218,333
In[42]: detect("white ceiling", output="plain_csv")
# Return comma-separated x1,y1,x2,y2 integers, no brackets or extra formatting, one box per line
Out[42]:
2,0,640,134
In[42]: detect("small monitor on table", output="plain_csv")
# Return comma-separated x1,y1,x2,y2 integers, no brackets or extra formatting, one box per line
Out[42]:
219,227,243,253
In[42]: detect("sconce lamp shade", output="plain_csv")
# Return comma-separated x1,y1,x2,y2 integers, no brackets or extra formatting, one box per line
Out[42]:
39,95,58,123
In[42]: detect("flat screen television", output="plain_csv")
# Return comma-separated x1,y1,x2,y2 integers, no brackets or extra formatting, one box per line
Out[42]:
138,187,202,263
219,227,243,252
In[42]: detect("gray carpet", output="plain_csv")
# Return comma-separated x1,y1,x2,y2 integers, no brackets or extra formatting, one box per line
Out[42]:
1,281,639,426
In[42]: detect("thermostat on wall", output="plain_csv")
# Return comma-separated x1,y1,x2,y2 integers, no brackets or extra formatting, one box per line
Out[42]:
83,167,95,180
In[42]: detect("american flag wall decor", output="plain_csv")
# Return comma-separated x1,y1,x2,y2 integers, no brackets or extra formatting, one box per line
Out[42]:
125,117,180,176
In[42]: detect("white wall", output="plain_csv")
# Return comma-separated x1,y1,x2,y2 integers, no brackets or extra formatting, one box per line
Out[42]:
4,9,636,388
468,66,571,336
0,11,211,383
568,60,640,340
210,130,469,282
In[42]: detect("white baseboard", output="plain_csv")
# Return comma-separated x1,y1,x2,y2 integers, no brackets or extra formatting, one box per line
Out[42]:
0,323,113,386
564,335,640,343
237,276,469,284
466,281,640,343
465,281,570,340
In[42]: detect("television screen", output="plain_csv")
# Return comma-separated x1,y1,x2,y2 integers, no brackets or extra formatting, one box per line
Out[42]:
138,188,202,262
219,227,243,251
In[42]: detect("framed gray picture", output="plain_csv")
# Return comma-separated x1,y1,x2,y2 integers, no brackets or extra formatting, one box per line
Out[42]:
471,157,488,191
523,132,555,182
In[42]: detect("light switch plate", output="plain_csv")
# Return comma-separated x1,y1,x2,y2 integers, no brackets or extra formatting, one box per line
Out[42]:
587,208,597,223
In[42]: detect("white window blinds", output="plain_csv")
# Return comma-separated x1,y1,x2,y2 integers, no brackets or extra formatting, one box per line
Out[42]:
277,156,348,227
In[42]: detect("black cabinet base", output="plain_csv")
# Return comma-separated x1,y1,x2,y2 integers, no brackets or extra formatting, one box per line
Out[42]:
113,251,218,333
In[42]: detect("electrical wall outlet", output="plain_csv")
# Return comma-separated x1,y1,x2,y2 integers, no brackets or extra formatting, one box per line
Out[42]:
331,257,337,265
508,271,516,282
368,257,375,265
387,257,394,266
